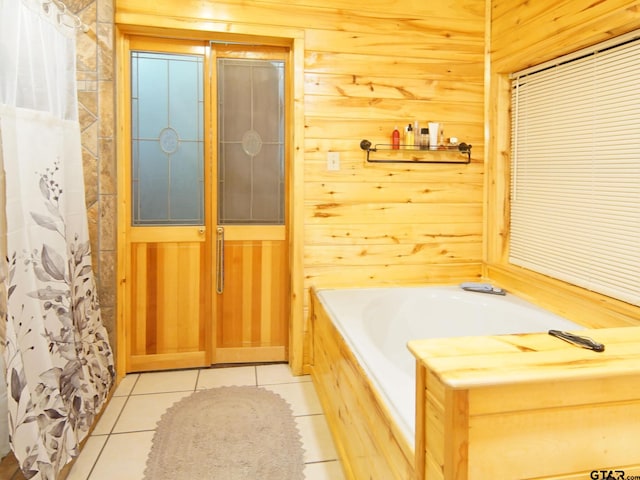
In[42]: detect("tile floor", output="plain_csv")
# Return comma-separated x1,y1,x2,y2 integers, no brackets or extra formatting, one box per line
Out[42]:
8,364,344,480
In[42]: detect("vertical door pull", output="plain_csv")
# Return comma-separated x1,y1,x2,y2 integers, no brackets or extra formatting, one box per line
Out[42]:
216,227,224,294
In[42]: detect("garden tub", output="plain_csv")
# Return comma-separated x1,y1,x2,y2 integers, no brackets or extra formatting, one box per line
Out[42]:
310,285,583,479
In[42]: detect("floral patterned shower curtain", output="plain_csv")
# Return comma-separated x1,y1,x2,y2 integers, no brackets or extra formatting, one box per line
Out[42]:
0,0,115,478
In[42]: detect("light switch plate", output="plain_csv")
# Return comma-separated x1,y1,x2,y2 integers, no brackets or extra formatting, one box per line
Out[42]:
327,151,340,171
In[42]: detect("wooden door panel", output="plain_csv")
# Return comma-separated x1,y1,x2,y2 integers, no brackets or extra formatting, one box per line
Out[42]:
122,38,212,373
129,241,209,371
212,49,289,365
215,238,288,363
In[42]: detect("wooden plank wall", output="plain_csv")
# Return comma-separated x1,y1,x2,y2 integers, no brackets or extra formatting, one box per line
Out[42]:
115,0,487,370
301,1,485,293
485,0,640,329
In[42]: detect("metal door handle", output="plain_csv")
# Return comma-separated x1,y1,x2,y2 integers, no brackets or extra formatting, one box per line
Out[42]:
216,226,224,294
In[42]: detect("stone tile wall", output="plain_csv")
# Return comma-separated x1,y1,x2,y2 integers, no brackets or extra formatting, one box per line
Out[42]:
72,0,117,352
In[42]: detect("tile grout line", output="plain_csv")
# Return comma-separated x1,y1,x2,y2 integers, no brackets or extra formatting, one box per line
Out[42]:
303,457,341,466
194,369,201,391
293,412,325,418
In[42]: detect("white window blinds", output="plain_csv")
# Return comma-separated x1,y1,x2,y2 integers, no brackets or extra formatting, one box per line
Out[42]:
510,32,640,307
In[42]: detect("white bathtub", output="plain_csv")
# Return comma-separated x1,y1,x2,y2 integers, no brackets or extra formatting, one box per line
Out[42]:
314,285,584,447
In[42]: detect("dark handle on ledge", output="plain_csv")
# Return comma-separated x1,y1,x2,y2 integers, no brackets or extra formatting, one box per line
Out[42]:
360,139,374,151
548,330,605,352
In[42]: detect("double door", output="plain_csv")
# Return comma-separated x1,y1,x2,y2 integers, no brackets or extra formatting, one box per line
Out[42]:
123,37,289,372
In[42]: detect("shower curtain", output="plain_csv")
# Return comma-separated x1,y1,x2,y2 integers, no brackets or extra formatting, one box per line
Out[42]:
0,137,8,459
0,0,116,478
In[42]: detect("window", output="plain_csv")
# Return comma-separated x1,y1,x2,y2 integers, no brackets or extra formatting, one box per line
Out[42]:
510,31,640,306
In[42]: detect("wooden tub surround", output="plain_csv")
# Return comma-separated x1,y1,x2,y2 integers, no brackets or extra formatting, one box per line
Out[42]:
408,327,640,479
310,289,414,480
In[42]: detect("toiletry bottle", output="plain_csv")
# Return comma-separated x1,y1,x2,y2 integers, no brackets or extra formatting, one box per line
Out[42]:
413,120,420,147
420,128,429,150
405,123,414,147
392,126,400,149
428,122,439,150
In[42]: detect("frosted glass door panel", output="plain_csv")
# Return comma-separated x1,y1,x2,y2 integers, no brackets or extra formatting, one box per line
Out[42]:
218,59,284,225
131,52,204,225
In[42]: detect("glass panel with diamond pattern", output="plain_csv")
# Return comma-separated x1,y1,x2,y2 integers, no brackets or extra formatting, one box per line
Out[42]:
217,58,285,225
131,51,204,225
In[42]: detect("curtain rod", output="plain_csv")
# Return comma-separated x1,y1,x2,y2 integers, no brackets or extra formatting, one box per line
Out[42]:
42,0,89,32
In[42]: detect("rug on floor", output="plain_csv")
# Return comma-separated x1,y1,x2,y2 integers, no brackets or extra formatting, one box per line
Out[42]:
143,385,305,480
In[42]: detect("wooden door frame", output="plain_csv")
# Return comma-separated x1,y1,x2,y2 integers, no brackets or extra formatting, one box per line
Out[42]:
115,22,306,379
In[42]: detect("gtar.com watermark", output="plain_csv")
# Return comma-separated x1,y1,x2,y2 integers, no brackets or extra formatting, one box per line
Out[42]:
590,471,640,480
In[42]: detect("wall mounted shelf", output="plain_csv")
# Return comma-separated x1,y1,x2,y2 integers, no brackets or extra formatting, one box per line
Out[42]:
359,139,472,164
